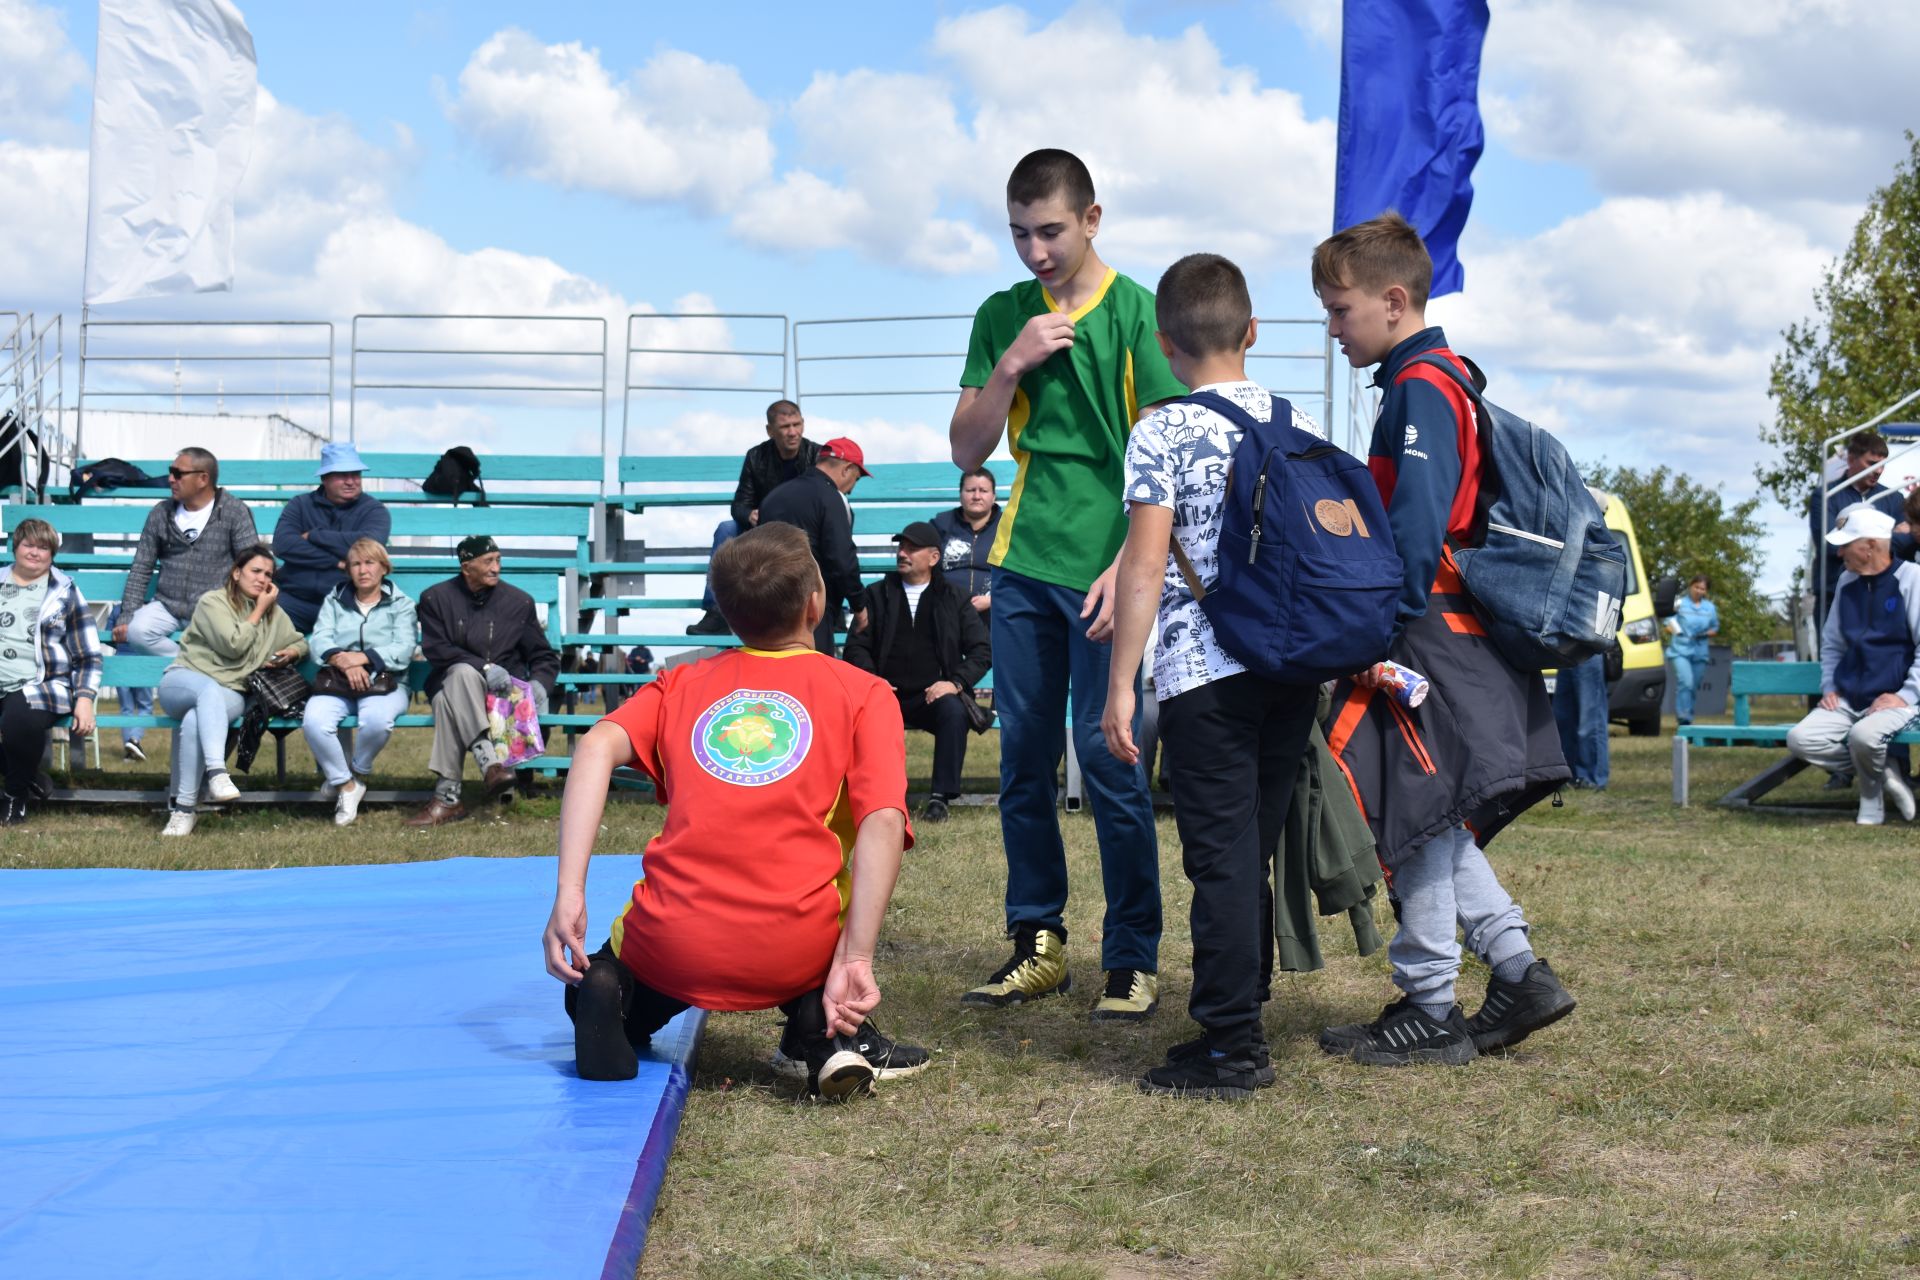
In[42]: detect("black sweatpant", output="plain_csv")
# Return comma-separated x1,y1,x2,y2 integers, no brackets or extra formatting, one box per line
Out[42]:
899,691,970,798
1,690,55,801
1157,672,1319,1053
564,942,830,1049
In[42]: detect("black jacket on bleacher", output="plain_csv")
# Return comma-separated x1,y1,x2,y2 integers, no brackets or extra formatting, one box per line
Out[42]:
417,576,559,699
732,437,822,530
843,569,991,692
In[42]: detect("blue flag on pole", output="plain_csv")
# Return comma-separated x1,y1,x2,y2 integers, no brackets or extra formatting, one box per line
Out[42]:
1333,0,1489,297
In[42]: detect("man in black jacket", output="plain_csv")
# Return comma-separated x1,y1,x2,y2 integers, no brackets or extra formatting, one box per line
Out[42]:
407,535,560,827
758,437,871,656
845,521,992,822
687,400,823,635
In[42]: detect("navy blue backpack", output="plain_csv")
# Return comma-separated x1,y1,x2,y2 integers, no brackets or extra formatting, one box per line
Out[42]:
1407,355,1627,671
1167,392,1403,685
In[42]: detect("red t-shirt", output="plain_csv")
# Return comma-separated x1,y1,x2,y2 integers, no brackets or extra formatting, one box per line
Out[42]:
600,647,912,1010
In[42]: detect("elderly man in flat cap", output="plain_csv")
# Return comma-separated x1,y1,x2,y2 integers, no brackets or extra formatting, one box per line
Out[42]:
1788,503,1920,825
408,534,559,827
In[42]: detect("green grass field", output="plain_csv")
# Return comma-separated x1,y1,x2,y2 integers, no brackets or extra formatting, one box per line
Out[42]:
10,712,1920,1278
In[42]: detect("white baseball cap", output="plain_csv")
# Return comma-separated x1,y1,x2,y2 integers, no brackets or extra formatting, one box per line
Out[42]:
1826,503,1897,545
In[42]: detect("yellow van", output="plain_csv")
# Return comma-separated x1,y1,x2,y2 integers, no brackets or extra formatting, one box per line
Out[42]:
1597,491,1666,735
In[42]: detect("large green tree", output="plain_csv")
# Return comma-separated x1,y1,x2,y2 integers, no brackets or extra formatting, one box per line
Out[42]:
1758,132,1920,507
1592,464,1771,652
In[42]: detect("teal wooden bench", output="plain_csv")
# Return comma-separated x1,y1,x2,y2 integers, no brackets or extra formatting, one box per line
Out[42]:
74,454,605,506
1671,660,1920,808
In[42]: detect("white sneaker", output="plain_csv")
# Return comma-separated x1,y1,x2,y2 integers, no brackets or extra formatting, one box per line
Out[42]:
1857,796,1885,825
203,771,241,803
334,779,366,827
162,810,198,837
1884,770,1916,822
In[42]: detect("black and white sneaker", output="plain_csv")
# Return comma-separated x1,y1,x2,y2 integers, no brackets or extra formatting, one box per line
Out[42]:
1,793,26,826
803,1033,876,1101
1464,960,1576,1054
123,740,147,764
773,1019,930,1082
1318,998,1477,1067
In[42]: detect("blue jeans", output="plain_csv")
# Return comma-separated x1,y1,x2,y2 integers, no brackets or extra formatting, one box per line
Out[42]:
117,601,186,745
1670,653,1702,722
157,667,243,810
702,519,741,611
1551,653,1610,787
990,567,1160,972
301,686,411,786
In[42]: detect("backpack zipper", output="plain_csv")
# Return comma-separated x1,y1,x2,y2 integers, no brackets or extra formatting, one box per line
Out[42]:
1249,471,1270,563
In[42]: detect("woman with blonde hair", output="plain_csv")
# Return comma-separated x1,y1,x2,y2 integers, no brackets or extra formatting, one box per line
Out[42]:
301,538,418,825
1,517,103,825
158,543,307,835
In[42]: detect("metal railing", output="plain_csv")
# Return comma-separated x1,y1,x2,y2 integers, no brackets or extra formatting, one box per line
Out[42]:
620,312,788,455
349,313,608,454
3,312,70,502
77,317,334,450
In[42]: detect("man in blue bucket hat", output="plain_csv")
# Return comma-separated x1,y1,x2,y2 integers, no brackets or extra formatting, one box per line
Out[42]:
273,441,394,633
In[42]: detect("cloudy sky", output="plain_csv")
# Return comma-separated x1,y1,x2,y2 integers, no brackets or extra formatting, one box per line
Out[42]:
3,0,1915,589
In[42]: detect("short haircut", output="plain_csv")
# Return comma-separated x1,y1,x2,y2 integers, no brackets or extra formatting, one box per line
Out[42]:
710,523,818,644
960,466,995,491
1848,431,1889,459
346,537,391,575
10,516,58,552
225,542,277,612
1156,254,1253,358
178,446,218,487
1689,573,1711,590
765,399,800,424
1007,148,1095,212
1903,488,1920,525
1312,212,1433,309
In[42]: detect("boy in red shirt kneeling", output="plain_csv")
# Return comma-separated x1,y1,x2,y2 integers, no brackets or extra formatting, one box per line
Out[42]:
542,523,927,1097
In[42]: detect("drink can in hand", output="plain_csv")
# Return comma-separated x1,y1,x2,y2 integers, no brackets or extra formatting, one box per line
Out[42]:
1377,660,1430,709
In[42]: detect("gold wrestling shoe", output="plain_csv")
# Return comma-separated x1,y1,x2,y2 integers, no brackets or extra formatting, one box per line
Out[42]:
961,924,1069,1007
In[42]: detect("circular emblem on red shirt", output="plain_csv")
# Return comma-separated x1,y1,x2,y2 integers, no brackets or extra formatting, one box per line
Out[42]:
689,688,814,786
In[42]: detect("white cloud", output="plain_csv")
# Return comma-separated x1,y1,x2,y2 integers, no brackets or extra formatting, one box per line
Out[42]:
1483,0,1917,223
448,7,1335,276
445,29,774,212
0,0,87,142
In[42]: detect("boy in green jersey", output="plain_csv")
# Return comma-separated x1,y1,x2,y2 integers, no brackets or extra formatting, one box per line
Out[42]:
950,148,1186,1020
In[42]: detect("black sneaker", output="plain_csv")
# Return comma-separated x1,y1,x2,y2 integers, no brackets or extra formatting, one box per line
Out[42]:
803,1032,876,1101
123,740,148,764
773,1019,930,1082
920,795,950,823
1824,770,1855,791
1464,960,1576,1054
1139,1042,1261,1100
684,609,732,636
1318,998,1477,1067
1,794,25,826
1166,1032,1275,1088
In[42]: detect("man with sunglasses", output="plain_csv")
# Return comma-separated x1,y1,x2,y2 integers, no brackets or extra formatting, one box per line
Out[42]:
114,448,259,762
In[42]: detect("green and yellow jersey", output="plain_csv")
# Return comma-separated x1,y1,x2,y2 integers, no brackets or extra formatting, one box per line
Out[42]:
960,269,1187,593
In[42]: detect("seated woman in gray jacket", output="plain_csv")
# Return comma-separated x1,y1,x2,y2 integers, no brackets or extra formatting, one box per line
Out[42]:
301,538,419,826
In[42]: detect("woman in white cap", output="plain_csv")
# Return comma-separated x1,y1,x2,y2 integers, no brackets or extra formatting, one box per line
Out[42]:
271,441,392,633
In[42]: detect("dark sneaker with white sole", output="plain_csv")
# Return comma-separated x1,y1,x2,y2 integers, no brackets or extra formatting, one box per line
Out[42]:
1464,960,1576,1054
772,1019,930,1082
1319,998,1477,1067
804,1034,876,1101
1139,1042,1261,1100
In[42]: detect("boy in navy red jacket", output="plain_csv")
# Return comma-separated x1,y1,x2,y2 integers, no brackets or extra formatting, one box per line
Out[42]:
1315,213,1575,1066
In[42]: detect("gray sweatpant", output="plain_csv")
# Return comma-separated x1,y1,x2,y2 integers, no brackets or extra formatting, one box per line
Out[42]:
1388,826,1535,1008
428,665,549,798
1786,700,1917,817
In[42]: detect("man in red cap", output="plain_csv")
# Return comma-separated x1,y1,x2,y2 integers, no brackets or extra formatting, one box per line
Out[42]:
758,436,871,655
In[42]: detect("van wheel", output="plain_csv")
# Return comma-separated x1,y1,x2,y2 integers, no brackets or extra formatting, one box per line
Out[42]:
1627,714,1661,737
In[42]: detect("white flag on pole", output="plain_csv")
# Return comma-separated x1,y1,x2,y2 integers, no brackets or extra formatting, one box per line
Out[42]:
83,0,258,306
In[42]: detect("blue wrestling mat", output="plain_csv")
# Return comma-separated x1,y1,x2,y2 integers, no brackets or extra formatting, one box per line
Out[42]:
0,856,703,1279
